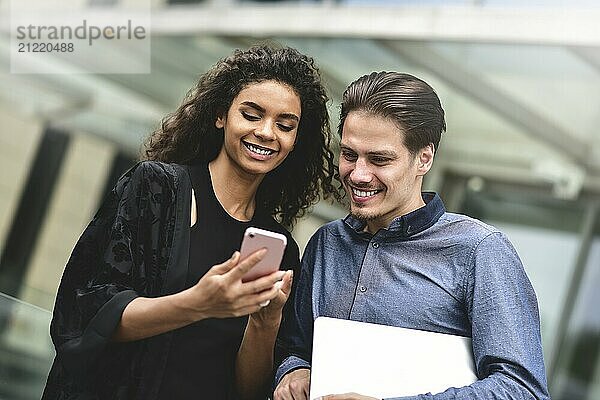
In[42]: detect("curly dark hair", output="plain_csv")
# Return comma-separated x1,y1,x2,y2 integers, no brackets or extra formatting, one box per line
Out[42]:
143,45,341,227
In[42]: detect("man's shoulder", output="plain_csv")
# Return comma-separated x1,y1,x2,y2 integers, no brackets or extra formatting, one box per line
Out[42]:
314,218,349,237
437,212,502,241
303,218,350,250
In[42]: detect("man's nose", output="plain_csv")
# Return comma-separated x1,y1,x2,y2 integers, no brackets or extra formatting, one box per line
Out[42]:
349,158,373,184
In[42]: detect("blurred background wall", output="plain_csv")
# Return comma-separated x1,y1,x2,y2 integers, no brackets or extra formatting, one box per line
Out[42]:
0,0,599,399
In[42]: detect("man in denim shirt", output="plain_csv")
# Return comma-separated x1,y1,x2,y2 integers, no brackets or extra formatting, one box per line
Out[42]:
274,72,550,400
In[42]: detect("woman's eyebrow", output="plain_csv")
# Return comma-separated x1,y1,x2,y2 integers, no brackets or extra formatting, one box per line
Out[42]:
240,101,299,122
240,101,264,112
279,113,299,122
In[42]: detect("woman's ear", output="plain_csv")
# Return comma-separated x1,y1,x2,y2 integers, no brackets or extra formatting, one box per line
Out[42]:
416,143,435,176
215,114,225,129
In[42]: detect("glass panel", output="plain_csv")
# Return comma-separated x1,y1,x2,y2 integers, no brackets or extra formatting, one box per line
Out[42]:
430,42,600,143
342,0,600,6
0,292,54,400
551,223,600,400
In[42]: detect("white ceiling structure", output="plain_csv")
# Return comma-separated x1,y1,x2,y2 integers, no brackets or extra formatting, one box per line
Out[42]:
1,1,600,203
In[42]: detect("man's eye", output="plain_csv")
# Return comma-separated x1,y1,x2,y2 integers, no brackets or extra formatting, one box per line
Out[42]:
371,158,390,165
241,111,260,121
342,152,357,161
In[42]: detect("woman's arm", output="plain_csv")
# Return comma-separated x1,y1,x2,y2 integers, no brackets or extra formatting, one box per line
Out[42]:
113,251,286,342
235,270,293,400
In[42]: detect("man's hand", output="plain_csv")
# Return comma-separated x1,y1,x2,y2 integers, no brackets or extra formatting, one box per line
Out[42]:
274,368,310,400
319,393,379,400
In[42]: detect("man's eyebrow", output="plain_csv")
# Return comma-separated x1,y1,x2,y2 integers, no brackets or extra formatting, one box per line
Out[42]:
367,150,397,158
240,101,299,122
340,145,396,158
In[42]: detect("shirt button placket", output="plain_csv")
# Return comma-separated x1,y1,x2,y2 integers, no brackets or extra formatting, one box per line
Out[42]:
351,239,379,320
359,242,379,296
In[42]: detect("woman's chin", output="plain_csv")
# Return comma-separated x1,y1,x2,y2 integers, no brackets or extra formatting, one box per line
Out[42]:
239,154,285,175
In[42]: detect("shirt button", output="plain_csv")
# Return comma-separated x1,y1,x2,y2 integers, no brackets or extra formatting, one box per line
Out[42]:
359,285,367,292
372,242,379,248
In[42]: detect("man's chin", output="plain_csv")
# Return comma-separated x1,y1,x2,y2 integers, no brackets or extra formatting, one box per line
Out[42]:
350,209,379,222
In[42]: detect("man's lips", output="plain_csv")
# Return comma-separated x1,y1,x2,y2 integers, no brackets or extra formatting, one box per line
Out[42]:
346,182,383,202
351,187,381,198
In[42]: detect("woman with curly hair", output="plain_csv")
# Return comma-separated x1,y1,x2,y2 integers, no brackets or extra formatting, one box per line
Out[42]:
42,45,339,400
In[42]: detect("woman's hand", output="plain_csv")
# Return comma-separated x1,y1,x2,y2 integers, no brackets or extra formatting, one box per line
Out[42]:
113,250,284,343
250,268,293,327
235,267,294,399
182,250,286,321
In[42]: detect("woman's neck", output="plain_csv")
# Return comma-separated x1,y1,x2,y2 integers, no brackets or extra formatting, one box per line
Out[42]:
208,156,264,222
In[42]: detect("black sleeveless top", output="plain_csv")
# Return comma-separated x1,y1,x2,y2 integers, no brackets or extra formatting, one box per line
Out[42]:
157,164,300,399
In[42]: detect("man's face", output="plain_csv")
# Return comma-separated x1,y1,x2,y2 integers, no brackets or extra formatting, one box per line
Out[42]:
339,111,433,233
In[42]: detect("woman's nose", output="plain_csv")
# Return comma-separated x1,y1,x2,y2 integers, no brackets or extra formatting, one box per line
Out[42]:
254,121,275,141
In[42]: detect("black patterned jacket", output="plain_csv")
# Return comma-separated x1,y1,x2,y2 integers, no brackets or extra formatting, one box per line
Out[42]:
42,161,193,400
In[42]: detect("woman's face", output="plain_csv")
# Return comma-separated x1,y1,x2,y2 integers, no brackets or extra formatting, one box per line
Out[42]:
215,80,301,177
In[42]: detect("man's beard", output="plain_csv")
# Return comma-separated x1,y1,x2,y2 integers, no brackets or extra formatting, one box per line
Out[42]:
349,204,381,222
344,179,383,223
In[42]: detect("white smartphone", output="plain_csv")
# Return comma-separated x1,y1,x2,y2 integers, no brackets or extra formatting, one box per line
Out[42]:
240,227,287,283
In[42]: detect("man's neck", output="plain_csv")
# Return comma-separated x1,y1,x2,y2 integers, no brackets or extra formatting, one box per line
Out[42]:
364,192,426,234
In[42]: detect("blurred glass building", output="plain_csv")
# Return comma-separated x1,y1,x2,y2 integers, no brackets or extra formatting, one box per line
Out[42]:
0,0,599,398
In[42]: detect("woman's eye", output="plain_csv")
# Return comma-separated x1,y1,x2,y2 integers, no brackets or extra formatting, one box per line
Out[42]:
277,123,295,132
241,111,260,121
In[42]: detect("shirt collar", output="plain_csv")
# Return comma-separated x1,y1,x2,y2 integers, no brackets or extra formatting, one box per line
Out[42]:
343,192,445,238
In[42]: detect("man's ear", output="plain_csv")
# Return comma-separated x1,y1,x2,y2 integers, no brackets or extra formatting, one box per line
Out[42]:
416,143,435,176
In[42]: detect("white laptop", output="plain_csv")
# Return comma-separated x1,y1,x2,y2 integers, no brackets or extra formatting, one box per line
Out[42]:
309,317,478,399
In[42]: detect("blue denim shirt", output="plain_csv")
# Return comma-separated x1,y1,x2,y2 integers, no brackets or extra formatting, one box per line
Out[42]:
275,193,550,399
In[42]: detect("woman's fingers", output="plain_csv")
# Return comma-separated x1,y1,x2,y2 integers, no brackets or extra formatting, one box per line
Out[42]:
280,270,293,296
225,248,267,280
245,280,282,306
241,270,286,294
209,251,240,275
247,270,293,314
194,251,293,319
